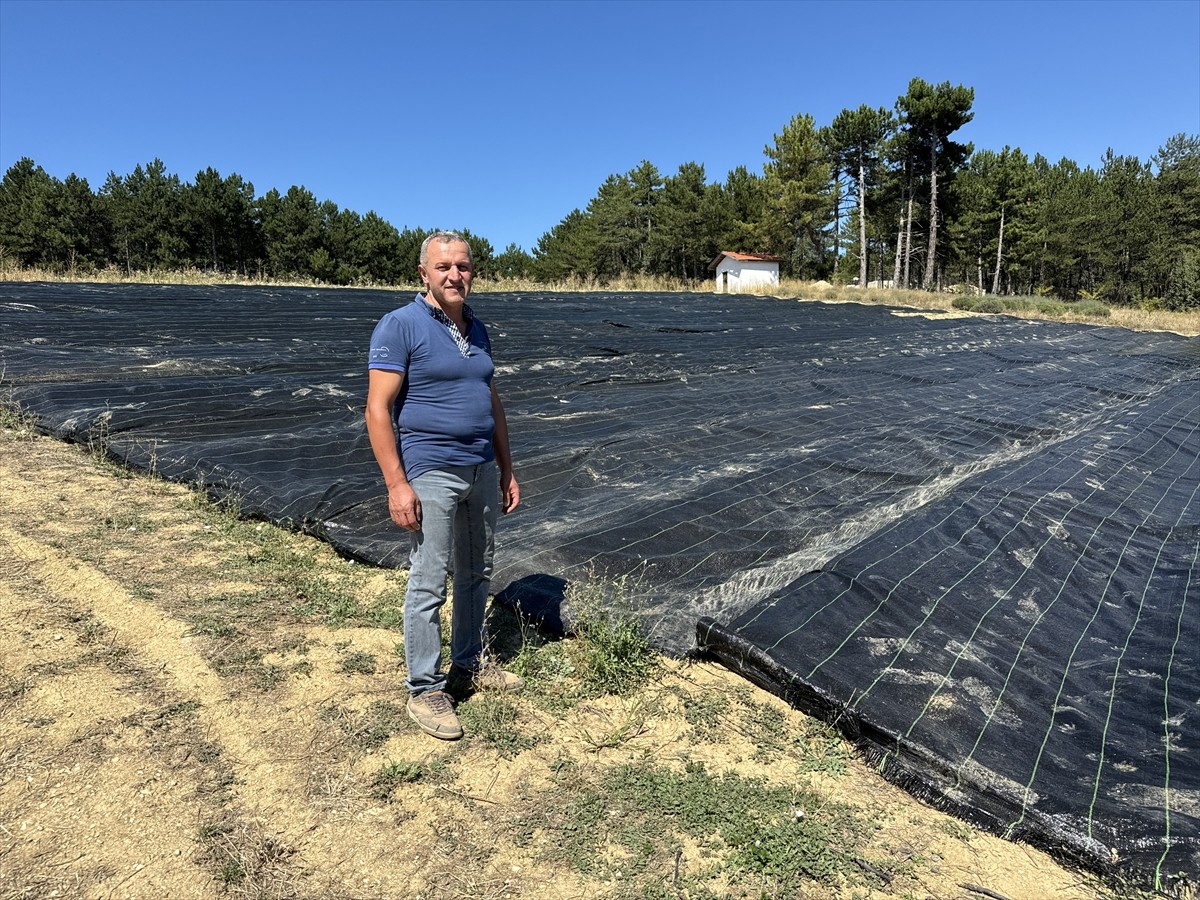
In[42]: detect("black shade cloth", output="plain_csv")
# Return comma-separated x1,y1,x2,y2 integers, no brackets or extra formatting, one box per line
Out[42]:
2,282,1196,887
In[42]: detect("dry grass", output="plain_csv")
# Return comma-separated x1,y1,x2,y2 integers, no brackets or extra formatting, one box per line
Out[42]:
0,262,400,291
765,279,1200,336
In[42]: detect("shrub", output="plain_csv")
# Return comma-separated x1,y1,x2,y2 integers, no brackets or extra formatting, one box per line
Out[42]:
1001,296,1033,312
1071,300,1111,318
973,297,1007,314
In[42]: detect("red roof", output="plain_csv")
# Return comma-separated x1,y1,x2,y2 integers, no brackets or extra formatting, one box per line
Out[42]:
708,251,784,270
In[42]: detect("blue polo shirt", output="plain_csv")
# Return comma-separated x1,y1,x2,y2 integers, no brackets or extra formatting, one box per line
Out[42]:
368,295,495,481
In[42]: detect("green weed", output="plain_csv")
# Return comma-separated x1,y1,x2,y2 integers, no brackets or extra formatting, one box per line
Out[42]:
578,698,651,751
95,508,157,532
511,574,656,717
458,693,540,758
321,700,407,751
355,595,405,630
338,650,377,675
518,758,876,894
207,642,288,693
186,612,240,639
938,818,975,842
197,821,235,840
76,615,112,645
371,759,426,799
677,686,730,738
741,699,789,760
184,500,401,632
144,700,202,731
795,722,853,777
512,638,580,710
83,408,132,477
568,571,657,697
0,386,37,436
249,664,287,692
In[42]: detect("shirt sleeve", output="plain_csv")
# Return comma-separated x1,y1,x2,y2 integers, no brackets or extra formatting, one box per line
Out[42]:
368,310,409,373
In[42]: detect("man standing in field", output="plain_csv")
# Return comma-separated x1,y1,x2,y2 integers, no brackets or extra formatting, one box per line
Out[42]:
365,230,522,740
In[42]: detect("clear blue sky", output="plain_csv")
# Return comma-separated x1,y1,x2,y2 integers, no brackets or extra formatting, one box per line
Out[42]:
2,0,1197,254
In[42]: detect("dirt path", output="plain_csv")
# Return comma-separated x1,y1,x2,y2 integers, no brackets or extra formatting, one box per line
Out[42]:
0,427,1131,900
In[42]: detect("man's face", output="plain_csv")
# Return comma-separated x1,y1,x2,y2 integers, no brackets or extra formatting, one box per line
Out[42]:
419,240,473,308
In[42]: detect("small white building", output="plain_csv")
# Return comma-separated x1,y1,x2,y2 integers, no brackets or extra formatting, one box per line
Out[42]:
709,251,782,293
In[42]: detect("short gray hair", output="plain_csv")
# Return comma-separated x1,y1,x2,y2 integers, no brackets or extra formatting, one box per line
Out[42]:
420,230,472,265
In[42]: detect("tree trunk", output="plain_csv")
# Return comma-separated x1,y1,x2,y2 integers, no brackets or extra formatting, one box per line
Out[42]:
831,175,842,270
977,253,984,295
857,161,868,287
892,163,908,287
903,194,915,288
991,205,1006,295
922,139,940,290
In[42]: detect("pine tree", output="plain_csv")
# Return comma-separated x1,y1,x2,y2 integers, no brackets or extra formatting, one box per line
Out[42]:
0,158,57,267
827,105,893,286
896,79,974,290
761,113,835,278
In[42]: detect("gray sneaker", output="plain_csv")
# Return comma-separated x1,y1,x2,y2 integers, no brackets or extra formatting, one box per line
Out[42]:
472,667,525,693
406,690,463,740
448,665,525,700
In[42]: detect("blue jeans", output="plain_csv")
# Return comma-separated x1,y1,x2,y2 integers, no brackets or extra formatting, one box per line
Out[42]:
404,462,498,695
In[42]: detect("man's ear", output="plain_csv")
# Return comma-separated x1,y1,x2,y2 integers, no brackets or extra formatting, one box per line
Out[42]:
417,264,428,285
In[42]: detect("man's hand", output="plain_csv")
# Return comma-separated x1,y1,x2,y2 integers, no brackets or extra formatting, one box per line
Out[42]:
388,482,422,531
501,470,520,515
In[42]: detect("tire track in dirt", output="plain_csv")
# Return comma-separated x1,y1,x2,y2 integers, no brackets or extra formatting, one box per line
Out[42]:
0,522,225,897
0,522,320,831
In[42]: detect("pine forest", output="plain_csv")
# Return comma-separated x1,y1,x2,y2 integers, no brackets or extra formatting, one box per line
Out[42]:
2,78,1198,310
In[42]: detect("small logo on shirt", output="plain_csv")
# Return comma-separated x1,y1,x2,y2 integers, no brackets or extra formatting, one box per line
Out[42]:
370,346,391,360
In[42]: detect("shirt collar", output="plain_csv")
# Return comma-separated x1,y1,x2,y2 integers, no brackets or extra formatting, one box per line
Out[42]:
417,293,474,325
418,294,476,358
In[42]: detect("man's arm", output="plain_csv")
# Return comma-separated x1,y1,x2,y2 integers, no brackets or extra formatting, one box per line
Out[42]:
365,368,421,531
491,382,520,514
